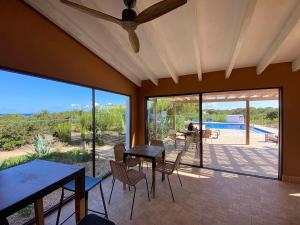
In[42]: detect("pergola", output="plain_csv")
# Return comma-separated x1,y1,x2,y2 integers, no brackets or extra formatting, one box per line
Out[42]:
150,89,279,145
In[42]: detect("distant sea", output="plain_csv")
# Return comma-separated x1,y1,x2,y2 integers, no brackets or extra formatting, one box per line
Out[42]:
0,113,33,116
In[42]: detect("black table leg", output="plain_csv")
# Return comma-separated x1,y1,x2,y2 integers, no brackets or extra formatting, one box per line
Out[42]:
85,191,89,215
162,150,165,182
152,157,156,198
123,153,127,190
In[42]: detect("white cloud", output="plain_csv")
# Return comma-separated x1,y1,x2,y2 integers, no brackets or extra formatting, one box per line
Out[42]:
70,104,81,108
203,103,217,109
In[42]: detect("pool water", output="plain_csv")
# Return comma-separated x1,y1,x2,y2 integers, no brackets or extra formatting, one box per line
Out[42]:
198,122,273,134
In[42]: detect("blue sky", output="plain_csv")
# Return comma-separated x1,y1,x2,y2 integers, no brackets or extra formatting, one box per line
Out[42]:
0,70,278,114
0,70,128,114
203,100,278,110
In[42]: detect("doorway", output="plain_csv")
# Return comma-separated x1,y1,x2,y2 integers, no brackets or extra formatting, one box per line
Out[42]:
146,88,281,179
202,89,280,178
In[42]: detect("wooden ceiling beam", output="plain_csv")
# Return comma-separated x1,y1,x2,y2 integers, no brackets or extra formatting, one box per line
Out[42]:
257,2,300,75
225,0,257,79
135,1,179,84
189,0,202,81
292,56,300,72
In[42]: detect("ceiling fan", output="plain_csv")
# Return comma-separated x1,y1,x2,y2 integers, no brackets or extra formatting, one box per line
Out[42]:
60,0,187,53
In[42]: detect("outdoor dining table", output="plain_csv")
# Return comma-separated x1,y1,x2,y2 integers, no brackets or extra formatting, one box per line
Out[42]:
123,145,165,198
0,160,86,225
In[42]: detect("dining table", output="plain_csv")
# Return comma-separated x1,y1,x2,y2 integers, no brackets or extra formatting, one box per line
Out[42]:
0,160,86,225
123,145,165,198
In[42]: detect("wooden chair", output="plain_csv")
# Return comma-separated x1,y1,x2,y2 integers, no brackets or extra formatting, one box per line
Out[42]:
114,144,141,169
154,151,183,202
77,214,115,225
108,160,150,220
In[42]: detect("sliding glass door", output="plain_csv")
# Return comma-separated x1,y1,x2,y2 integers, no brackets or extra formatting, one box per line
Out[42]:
147,95,200,166
146,89,281,179
202,89,280,178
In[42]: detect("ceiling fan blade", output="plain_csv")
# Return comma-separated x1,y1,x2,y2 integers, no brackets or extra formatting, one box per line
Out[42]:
134,0,187,24
60,0,122,25
128,31,140,53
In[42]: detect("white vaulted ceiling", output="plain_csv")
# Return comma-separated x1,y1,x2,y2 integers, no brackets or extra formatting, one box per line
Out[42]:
24,0,300,86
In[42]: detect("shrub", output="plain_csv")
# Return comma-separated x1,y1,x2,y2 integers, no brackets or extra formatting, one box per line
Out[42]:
265,111,279,120
53,122,71,143
0,149,91,170
33,134,52,156
0,125,25,150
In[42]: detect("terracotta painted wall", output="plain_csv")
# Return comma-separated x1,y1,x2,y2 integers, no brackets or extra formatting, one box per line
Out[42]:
138,63,300,178
0,1,138,146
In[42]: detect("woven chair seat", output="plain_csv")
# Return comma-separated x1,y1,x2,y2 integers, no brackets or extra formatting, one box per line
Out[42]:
155,162,174,175
127,169,146,185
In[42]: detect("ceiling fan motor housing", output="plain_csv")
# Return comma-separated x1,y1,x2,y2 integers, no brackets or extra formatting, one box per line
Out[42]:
123,0,136,9
122,9,137,21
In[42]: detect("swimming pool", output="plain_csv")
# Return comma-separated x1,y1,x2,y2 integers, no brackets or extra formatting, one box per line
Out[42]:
195,122,273,134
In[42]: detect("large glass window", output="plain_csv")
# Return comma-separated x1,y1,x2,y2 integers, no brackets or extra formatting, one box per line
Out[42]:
147,95,199,166
94,90,130,177
0,70,131,224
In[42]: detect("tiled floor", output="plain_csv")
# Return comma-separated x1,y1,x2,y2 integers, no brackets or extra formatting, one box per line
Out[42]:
44,166,300,225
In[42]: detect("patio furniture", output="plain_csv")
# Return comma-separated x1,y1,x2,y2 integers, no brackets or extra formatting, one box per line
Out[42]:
185,130,200,152
108,160,150,220
211,130,220,139
142,140,165,169
77,214,115,225
150,139,164,162
124,145,165,198
56,176,108,225
155,151,183,202
265,134,279,144
0,160,86,225
168,129,186,149
114,143,141,169
202,129,213,143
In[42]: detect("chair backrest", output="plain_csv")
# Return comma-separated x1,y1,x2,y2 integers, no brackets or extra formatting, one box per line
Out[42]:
109,160,130,185
203,129,212,138
114,144,125,162
150,139,164,147
173,151,183,171
191,130,200,142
